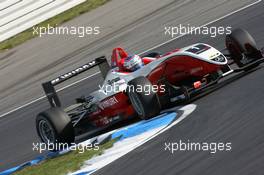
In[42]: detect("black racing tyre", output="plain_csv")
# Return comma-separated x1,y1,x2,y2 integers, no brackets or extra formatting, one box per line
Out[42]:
226,28,262,68
127,76,161,120
36,108,74,150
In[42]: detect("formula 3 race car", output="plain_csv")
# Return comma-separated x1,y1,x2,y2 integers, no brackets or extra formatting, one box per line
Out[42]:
36,28,264,146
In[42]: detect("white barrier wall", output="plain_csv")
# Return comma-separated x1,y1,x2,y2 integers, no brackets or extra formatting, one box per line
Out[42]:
0,0,86,42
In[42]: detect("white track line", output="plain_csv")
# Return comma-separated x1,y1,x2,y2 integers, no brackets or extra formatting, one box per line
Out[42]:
139,0,262,55
0,0,261,118
0,72,100,118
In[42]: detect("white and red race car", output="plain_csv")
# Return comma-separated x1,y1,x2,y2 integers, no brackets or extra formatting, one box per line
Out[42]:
36,28,264,146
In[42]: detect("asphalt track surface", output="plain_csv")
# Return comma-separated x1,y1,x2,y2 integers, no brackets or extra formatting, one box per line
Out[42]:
1,0,264,174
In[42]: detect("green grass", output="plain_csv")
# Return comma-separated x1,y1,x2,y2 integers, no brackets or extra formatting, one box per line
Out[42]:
13,140,116,175
0,0,111,52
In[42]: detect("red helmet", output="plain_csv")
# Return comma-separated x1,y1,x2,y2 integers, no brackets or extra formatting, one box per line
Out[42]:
111,48,144,72
123,55,144,72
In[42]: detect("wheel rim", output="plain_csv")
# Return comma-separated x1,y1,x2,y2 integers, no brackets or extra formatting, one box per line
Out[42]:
38,119,56,144
129,92,144,116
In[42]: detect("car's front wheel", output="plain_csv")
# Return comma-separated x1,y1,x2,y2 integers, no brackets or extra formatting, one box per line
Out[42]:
127,76,161,120
226,28,262,69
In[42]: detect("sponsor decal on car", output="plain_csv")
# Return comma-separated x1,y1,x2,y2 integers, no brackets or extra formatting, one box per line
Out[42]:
99,97,118,109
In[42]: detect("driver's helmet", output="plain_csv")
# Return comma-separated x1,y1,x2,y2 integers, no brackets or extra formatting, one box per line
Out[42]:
123,55,144,72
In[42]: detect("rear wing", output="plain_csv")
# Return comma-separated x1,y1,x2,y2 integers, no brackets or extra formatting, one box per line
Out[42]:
42,56,110,107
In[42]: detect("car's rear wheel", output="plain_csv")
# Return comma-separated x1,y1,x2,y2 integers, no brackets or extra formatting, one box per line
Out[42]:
226,28,262,69
36,108,74,151
127,76,161,120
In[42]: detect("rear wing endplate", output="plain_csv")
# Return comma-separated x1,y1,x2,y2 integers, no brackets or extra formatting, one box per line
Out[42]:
42,56,110,107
